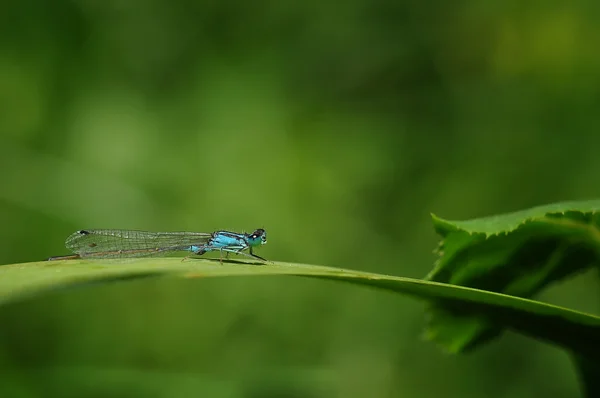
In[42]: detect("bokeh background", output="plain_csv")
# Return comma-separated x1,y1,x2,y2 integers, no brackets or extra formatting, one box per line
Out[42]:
1,1,600,397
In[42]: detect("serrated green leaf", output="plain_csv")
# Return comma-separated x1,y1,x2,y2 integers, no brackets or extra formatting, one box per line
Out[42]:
0,258,599,361
426,200,600,353
431,199,600,236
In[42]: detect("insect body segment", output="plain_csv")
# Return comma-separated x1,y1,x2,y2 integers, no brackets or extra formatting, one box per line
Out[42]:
192,229,267,261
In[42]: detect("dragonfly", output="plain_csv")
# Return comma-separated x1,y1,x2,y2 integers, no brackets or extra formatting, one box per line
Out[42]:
47,228,268,263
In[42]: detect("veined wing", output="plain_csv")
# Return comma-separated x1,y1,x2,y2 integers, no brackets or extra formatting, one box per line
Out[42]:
65,229,212,258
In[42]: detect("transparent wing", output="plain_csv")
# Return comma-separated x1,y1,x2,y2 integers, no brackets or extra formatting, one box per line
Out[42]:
65,229,212,258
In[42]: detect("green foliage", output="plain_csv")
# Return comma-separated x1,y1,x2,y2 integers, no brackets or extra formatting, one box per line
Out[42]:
426,200,600,354
573,354,600,398
2,0,600,396
2,200,600,396
1,252,599,362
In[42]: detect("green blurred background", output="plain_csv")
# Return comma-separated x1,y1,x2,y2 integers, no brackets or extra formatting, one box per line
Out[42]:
1,0,599,397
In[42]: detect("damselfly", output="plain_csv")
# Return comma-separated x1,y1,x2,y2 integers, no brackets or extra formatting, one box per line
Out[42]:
48,228,268,262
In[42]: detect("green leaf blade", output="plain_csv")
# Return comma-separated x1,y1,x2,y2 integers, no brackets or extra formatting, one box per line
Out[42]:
0,258,599,360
